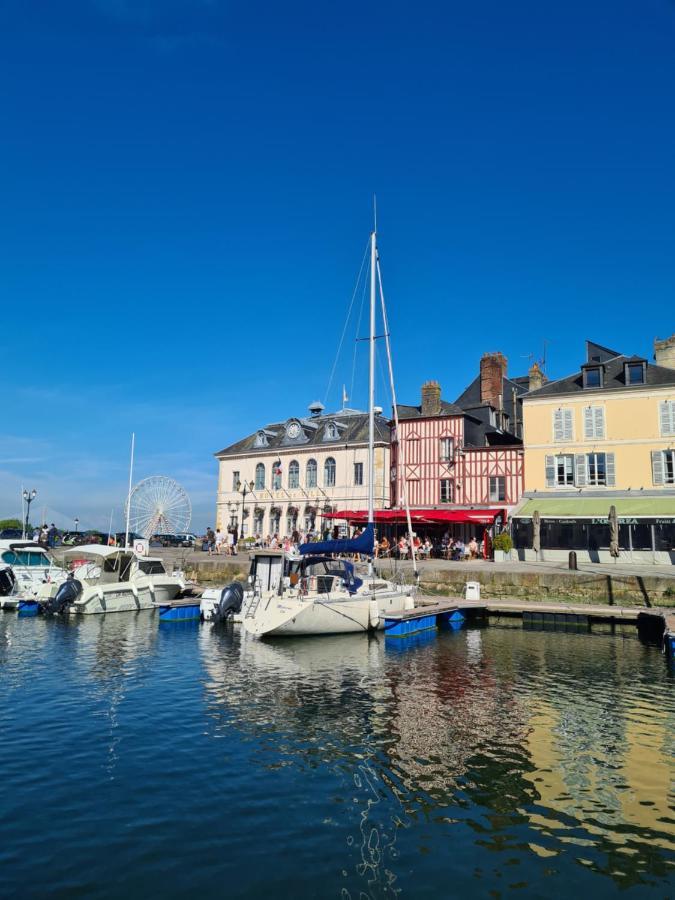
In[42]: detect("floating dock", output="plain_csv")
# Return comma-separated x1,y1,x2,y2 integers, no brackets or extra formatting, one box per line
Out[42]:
384,597,675,661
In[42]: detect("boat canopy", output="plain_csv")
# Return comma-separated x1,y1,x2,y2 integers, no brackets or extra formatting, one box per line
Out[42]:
299,523,375,557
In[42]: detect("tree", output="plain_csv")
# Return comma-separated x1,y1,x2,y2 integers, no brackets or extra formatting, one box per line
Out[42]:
0,518,25,531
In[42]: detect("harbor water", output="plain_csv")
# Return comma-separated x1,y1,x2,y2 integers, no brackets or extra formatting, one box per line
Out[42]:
0,614,673,898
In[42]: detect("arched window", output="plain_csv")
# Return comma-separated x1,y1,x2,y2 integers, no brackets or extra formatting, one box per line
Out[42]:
255,463,265,490
324,456,336,487
306,458,317,488
288,460,300,489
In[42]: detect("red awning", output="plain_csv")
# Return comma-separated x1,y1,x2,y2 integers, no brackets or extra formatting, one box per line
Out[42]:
321,508,503,525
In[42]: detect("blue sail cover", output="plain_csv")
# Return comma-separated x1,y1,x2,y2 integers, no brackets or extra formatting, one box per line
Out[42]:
299,523,375,557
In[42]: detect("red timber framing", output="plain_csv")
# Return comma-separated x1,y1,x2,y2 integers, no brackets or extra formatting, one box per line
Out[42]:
391,416,524,512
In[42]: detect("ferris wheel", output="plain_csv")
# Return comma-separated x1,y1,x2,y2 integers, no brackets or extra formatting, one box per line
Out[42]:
126,476,192,537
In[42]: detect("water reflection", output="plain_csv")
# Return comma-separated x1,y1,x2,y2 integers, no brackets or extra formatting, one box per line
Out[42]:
199,625,674,895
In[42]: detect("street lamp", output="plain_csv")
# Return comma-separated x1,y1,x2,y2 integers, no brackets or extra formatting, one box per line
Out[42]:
236,480,255,538
22,488,37,539
74,517,79,532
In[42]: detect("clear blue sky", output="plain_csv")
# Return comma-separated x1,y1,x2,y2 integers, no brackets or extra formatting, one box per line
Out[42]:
1,0,674,531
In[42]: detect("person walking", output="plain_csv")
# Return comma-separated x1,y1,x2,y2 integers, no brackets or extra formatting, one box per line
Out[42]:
206,526,216,555
47,523,58,548
215,529,224,555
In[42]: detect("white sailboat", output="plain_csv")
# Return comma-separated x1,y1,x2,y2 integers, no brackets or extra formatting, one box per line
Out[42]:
242,225,418,638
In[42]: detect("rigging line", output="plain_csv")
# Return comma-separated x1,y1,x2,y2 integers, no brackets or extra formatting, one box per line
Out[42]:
323,238,371,408
349,261,370,407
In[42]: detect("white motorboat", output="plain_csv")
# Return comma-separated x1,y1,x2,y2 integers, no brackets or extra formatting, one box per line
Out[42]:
33,545,185,615
0,541,66,609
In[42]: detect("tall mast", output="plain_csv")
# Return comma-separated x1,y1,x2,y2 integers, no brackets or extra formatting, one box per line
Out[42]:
368,229,376,533
124,432,135,549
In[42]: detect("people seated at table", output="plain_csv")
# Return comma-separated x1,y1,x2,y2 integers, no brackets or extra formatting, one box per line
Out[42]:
468,536,479,559
377,536,390,557
397,536,409,558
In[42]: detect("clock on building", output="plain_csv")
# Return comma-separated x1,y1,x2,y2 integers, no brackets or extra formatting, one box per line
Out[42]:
286,421,301,439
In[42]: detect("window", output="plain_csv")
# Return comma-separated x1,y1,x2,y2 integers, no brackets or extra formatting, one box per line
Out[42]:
660,401,675,436
353,462,363,486
306,458,317,488
440,479,453,503
254,431,268,447
626,362,645,385
324,457,336,487
556,455,574,485
583,406,605,439
489,476,505,502
270,510,281,534
583,367,602,388
288,460,299,489
553,408,573,442
253,511,264,535
232,470,240,491
440,437,454,461
652,450,675,485
254,463,265,490
587,452,607,486
286,509,297,533
272,462,282,490
324,421,338,441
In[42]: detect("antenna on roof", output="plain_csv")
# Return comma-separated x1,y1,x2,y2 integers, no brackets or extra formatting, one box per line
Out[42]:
541,338,549,373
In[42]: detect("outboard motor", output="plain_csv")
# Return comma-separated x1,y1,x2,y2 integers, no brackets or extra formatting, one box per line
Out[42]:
42,578,83,615
0,567,16,597
213,582,244,623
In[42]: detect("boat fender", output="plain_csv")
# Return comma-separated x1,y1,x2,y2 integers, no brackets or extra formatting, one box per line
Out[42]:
368,598,379,629
42,578,83,615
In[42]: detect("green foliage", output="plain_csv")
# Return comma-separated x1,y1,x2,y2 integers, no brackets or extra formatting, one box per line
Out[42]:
493,531,513,553
0,518,25,531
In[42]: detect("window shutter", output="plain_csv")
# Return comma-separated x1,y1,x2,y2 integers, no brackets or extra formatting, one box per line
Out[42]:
594,407,604,438
545,455,555,487
584,407,593,439
660,401,674,436
652,450,664,485
606,452,616,486
553,410,564,442
563,409,573,440
574,454,587,487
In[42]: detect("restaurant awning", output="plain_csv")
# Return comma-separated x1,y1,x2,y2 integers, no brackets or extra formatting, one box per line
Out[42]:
515,497,675,519
321,508,504,525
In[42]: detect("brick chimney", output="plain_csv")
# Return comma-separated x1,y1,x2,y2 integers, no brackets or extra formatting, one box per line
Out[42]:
421,380,442,417
654,334,675,370
528,361,544,392
480,353,507,409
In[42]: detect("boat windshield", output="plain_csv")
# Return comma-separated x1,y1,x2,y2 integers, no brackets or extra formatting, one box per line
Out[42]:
1,550,52,567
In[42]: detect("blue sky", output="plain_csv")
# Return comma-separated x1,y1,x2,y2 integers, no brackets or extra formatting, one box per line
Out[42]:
1,0,674,531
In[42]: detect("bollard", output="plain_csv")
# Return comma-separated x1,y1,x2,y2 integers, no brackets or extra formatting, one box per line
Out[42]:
568,550,578,570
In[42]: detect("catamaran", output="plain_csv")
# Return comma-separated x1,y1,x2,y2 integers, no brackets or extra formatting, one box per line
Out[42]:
242,224,419,637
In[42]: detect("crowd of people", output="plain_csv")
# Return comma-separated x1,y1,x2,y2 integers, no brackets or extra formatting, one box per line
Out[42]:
375,532,482,560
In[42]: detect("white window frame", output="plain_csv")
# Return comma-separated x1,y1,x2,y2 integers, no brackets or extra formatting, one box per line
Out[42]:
665,450,675,485
254,463,265,491
489,476,505,502
440,437,453,461
353,462,364,486
306,459,317,489
232,470,240,491
288,460,300,489
324,457,336,488
555,454,575,486
439,479,453,503
587,452,607,487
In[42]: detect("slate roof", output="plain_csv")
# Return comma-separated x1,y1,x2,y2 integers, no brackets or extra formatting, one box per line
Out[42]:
526,354,675,399
215,410,391,457
454,373,529,415
395,399,465,420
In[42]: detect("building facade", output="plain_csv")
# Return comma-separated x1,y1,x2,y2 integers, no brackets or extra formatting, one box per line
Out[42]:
515,337,675,563
389,354,528,540
214,403,390,540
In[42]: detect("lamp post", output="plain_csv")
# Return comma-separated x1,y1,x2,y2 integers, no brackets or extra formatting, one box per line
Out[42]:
236,480,255,538
22,488,37,539
74,517,79,533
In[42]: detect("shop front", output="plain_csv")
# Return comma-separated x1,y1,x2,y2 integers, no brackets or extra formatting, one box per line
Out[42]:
512,498,675,564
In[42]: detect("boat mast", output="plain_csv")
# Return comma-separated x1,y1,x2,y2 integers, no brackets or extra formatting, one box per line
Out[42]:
124,432,135,549
367,229,377,571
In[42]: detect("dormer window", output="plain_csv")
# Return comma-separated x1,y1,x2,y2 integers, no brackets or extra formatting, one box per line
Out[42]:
254,431,268,448
323,421,339,441
625,361,646,385
583,366,602,389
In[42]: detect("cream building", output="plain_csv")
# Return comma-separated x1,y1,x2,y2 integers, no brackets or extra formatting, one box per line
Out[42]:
514,337,675,563
214,402,390,540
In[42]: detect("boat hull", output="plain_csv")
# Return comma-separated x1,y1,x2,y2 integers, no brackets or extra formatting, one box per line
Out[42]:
71,580,181,615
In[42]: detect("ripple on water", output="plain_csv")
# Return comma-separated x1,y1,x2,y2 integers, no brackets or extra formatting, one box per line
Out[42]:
0,613,673,898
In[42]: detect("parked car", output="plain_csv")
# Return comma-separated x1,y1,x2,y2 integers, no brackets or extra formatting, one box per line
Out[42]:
175,533,197,548
114,532,144,547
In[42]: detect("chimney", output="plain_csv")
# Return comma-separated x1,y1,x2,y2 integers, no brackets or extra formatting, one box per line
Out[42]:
421,380,442,417
654,334,675,370
479,352,507,409
528,361,544,392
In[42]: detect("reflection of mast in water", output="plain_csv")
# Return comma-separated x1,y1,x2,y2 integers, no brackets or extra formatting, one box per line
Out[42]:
72,612,160,779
